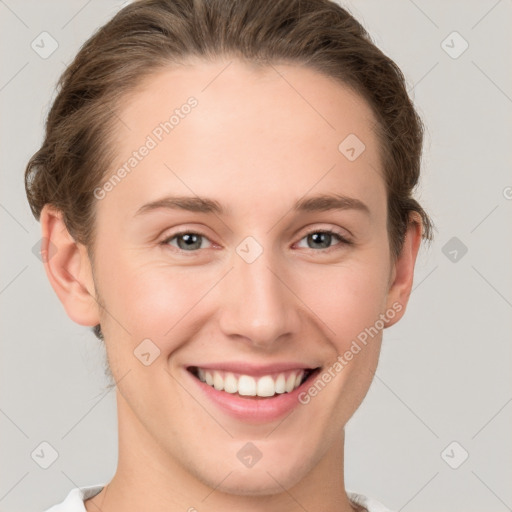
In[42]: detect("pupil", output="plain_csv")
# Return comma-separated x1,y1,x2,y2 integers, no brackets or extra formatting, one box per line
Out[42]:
179,233,200,250
310,232,330,249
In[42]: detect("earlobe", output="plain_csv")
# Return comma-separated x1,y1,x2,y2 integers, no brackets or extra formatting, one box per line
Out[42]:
39,204,101,327
384,213,423,328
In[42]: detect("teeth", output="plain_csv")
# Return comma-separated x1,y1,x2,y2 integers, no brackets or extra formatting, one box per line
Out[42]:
238,375,257,396
194,368,307,397
275,373,286,394
213,372,223,391
257,375,276,397
285,373,296,393
224,372,238,393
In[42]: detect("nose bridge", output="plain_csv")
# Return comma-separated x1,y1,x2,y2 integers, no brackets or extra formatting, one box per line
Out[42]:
218,240,299,346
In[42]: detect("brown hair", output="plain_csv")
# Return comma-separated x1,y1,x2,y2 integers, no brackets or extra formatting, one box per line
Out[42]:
25,0,435,345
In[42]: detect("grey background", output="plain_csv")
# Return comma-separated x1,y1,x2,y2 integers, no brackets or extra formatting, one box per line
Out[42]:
1,1,511,511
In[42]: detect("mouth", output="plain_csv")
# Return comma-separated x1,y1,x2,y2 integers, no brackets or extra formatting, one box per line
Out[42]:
187,365,320,400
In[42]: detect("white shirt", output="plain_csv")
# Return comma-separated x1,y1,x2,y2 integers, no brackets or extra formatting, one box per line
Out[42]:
43,484,395,512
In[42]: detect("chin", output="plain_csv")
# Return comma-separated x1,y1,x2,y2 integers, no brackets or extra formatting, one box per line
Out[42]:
213,469,302,496
192,450,315,497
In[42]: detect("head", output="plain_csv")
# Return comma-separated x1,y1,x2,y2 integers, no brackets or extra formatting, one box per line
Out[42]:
25,0,434,497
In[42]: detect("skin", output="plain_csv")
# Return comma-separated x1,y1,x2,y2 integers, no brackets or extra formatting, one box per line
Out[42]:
40,59,422,512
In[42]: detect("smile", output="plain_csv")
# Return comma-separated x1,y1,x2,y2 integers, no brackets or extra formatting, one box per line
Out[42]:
189,366,314,397
186,364,321,423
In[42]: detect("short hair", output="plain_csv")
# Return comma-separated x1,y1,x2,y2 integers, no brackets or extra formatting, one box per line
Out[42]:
25,0,435,345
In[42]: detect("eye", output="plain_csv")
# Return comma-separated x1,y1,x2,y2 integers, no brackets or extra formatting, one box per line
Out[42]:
160,228,352,254
161,231,213,252
295,229,352,251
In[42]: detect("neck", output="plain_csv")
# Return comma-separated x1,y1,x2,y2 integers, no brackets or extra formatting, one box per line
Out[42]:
85,390,359,512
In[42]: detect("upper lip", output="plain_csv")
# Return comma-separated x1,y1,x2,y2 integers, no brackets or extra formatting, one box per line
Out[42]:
187,361,320,377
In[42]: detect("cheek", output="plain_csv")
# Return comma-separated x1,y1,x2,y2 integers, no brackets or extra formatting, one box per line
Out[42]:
298,254,390,344
99,258,212,348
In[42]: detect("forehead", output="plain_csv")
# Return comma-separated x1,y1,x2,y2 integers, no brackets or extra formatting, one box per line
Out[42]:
116,58,381,148
101,59,386,222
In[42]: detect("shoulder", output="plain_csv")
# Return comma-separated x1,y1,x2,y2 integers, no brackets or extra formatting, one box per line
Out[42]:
347,490,396,512
42,485,104,512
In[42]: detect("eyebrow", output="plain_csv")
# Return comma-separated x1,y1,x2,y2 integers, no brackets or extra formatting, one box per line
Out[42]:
134,193,371,217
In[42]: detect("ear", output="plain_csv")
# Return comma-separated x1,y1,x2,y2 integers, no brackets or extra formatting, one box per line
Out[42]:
384,212,423,328
39,204,101,327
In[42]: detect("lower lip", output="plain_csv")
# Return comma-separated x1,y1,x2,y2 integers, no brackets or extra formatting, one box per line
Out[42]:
185,368,319,423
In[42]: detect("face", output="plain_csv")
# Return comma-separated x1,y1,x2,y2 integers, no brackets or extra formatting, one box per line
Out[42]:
76,59,407,494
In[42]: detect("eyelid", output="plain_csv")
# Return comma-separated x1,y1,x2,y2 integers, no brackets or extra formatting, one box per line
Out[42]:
295,224,352,242
159,223,218,244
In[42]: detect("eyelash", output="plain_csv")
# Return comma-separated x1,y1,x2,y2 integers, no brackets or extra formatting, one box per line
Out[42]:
159,228,352,254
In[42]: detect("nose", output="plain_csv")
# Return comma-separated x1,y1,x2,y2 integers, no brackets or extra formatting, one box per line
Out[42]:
217,243,302,349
